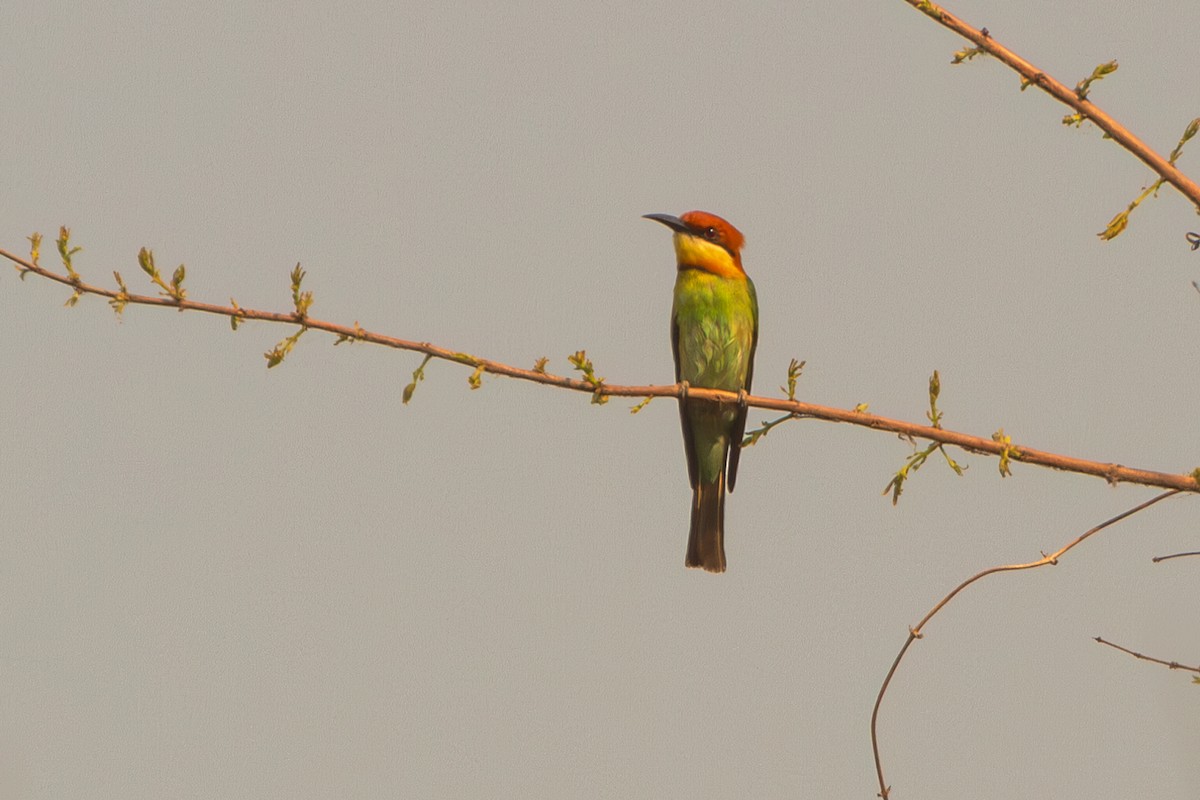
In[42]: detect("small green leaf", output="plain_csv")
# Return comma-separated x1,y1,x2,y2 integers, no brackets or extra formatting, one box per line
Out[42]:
169,264,187,301
27,232,42,266
1098,210,1129,241
334,322,367,345
1075,59,1117,99
263,326,306,369
1184,117,1200,143
56,226,81,280
230,298,244,331
290,263,313,317
992,428,1018,477
569,349,606,401
138,247,157,278
402,355,433,405
927,370,945,428
883,463,910,506
951,45,986,64
630,396,653,414
109,271,130,316
1168,117,1200,164
781,358,804,401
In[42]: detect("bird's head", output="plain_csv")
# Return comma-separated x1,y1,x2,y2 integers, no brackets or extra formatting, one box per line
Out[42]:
643,210,746,278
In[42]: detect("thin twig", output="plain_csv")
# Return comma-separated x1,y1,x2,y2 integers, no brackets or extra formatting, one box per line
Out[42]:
1093,636,1200,676
5,246,1199,498
903,0,1200,212
1152,550,1200,563
870,490,1180,799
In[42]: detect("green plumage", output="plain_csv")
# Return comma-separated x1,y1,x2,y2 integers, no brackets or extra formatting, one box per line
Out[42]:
672,267,759,572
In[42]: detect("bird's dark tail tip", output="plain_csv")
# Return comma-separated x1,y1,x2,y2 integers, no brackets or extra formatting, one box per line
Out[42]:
686,475,726,573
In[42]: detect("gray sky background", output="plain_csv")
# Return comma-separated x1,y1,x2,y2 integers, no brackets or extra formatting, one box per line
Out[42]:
3,1,1198,798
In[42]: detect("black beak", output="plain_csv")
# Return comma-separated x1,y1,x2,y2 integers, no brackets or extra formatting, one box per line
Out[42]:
642,213,690,234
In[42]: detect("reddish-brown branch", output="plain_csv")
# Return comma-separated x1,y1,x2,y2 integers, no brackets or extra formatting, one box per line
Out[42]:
903,0,1200,212
5,245,1199,497
871,490,1181,799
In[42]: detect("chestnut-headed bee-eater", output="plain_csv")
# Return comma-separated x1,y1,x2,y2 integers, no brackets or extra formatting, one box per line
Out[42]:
644,211,759,573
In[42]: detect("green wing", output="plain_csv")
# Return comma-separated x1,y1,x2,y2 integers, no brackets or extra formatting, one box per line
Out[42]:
726,276,758,492
671,314,701,490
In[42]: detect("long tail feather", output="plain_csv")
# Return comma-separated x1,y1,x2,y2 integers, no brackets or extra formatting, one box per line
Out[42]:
686,472,726,573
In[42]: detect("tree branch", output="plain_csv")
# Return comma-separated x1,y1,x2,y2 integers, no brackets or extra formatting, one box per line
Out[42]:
870,490,1181,799
6,243,1200,497
903,0,1200,215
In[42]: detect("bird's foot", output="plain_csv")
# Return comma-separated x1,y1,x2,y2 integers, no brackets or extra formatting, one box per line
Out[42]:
678,380,690,403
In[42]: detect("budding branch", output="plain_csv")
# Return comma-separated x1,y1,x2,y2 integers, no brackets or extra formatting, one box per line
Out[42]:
4,245,1198,497
904,0,1200,213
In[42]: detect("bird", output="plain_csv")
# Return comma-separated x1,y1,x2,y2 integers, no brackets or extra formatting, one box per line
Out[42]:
643,211,759,573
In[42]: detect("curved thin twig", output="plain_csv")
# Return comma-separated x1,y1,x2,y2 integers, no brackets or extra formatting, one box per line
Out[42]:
871,490,1181,799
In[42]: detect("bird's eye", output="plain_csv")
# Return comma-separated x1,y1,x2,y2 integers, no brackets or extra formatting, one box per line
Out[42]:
704,227,717,240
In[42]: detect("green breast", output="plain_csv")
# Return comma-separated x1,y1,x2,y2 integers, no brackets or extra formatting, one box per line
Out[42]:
672,269,757,392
